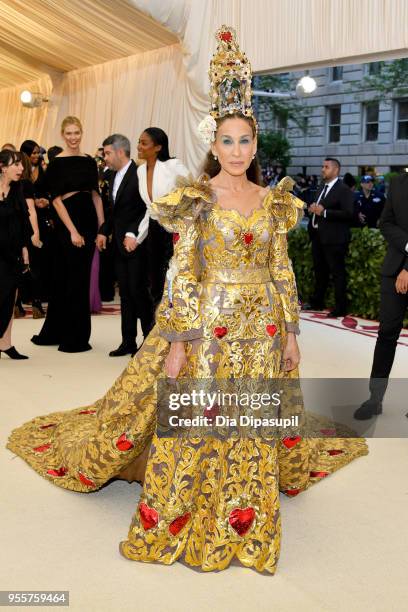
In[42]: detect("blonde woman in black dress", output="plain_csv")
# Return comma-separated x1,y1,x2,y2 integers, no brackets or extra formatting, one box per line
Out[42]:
31,116,106,353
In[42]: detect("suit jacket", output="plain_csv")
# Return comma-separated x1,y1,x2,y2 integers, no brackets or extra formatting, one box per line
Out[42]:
379,174,408,276
99,160,147,257
308,179,354,245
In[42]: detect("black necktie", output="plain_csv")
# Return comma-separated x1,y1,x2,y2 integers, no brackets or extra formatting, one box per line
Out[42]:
319,184,329,203
312,184,328,228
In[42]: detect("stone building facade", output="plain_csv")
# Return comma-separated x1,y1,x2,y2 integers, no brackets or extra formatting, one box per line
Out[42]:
255,62,408,176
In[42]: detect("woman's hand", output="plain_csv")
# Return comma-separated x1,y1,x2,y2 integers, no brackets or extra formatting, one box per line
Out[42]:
164,341,187,378
282,332,300,372
22,247,29,266
31,232,42,248
71,230,85,247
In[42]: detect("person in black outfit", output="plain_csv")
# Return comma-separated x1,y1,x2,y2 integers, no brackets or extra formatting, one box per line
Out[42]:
31,116,106,353
101,134,153,357
355,174,408,419
97,163,115,302
353,175,385,228
0,150,30,359
20,140,56,314
307,158,354,317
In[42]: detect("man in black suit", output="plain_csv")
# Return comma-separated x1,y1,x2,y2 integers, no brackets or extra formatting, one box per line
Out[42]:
355,174,408,419
307,158,354,317
100,134,153,357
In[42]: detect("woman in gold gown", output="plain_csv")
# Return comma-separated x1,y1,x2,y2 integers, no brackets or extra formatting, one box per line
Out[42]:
7,26,367,575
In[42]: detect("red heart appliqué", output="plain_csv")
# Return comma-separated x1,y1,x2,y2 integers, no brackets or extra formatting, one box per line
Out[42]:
266,324,277,337
47,467,68,477
203,403,220,423
169,512,191,536
173,232,180,244
78,472,97,488
243,232,253,245
139,502,159,531
213,326,228,339
229,507,255,536
282,436,302,449
33,444,52,453
116,433,134,451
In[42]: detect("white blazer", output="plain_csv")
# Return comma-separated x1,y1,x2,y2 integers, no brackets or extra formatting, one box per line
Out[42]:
136,158,190,243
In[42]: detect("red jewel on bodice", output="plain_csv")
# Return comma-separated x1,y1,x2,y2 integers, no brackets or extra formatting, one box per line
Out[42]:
116,433,134,451
33,444,52,453
47,467,68,477
139,502,159,531
78,472,97,488
173,233,180,244
169,512,191,536
282,436,302,449
266,324,277,337
243,232,253,245
229,507,255,536
213,326,228,339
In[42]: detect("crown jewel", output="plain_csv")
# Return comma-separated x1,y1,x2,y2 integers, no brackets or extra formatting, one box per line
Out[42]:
209,26,254,121
197,26,256,144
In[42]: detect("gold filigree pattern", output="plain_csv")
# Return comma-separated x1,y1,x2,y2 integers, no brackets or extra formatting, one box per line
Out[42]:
7,177,368,574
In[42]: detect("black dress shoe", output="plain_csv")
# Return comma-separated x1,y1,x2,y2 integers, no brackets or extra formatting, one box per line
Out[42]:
326,310,347,318
0,346,29,360
354,399,383,420
109,344,137,357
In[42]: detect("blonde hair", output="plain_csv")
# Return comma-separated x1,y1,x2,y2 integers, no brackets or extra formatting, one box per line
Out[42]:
61,116,83,135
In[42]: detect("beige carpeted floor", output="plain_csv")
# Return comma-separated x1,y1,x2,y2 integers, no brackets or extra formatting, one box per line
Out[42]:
1,313,407,612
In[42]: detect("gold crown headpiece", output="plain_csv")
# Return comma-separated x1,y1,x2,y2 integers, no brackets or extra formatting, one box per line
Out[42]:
198,25,256,145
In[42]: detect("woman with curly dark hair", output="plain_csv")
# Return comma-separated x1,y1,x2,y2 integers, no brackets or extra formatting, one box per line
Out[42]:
0,150,30,359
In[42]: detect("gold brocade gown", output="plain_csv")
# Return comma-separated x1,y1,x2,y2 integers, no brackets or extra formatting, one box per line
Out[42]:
7,177,368,574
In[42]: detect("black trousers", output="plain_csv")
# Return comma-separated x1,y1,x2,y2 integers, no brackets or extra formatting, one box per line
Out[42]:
311,232,348,313
147,219,173,309
115,241,154,346
371,276,408,381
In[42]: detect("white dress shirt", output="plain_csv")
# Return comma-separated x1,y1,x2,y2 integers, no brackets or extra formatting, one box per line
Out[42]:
312,177,339,228
112,159,131,202
136,158,190,244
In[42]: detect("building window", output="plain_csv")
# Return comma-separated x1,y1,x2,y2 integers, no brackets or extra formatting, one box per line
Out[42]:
273,113,287,134
331,66,343,81
365,102,379,141
396,100,408,140
327,105,341,142
368,61,382,75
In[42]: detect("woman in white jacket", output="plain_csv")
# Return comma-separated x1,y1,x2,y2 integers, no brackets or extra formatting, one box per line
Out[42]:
137,128,189,307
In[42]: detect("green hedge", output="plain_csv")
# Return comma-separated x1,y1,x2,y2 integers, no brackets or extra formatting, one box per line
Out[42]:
288,226,388,320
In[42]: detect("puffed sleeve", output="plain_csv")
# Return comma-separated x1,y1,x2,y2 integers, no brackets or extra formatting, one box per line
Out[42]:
266,177,304,335
150,183,213,342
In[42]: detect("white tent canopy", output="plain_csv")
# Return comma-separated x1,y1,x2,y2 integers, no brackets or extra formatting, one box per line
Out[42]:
1,0,407,172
